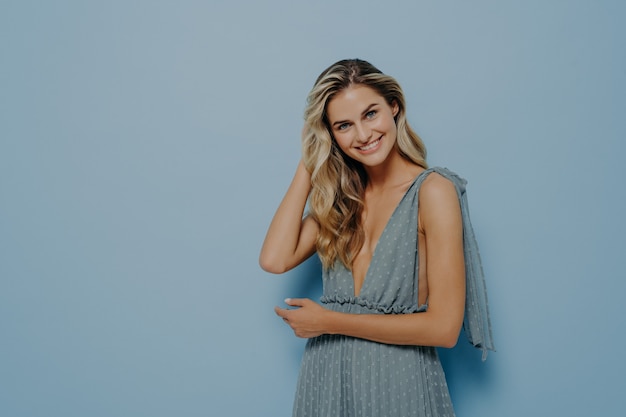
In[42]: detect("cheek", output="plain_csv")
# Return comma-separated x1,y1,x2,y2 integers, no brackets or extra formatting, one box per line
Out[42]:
333,133,352,151
384,115,398,134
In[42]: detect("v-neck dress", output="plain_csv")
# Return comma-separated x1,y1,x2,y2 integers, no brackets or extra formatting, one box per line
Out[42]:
291,167,494,417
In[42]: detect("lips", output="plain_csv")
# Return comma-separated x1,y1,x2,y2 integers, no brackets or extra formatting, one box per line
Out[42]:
357,137,381,152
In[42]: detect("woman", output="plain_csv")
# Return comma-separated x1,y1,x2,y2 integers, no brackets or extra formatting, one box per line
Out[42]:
260,59,493,417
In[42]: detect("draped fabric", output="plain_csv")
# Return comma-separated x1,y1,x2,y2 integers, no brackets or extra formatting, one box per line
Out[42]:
292,167,494,417
416,167,495,360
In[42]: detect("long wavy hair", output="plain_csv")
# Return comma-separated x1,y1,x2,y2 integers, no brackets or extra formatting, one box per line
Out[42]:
303,59,428,270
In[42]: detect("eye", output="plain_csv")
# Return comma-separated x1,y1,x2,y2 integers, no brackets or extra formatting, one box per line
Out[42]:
337,122,350,131
365,110,377,119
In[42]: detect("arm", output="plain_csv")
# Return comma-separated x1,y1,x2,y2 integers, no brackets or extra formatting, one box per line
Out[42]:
275,174,466,348
259,160,320,274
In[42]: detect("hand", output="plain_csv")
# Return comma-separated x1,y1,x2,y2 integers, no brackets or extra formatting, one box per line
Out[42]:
274,298,330,338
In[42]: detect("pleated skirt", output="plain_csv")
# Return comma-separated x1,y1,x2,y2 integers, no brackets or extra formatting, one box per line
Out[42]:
292,334,455,417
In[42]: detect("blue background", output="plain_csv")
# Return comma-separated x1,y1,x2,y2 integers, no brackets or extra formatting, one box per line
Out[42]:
1,1,625,416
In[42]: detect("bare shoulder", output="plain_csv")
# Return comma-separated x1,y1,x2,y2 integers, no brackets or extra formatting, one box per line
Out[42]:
419,172,459,205
418,172,461,230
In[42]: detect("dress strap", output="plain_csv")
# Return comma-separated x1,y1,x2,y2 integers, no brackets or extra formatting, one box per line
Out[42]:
415,167,495,360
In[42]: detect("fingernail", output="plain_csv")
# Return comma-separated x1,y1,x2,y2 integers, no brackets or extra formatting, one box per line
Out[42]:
284,298,291,303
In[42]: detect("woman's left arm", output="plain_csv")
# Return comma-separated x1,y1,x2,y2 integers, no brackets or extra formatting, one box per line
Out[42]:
275,174,466,348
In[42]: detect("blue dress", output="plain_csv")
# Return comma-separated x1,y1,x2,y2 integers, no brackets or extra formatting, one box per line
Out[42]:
292,167,494,417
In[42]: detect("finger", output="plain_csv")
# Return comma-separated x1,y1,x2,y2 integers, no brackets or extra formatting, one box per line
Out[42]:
274,306,288,318
284,298,307,307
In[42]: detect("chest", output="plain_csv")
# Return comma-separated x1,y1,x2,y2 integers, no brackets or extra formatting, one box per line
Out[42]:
352,189,410,293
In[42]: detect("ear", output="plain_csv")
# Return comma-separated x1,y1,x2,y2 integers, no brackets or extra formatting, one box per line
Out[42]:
391,100,400,117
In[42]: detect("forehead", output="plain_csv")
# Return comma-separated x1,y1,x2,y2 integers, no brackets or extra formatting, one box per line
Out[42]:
326,85,385,121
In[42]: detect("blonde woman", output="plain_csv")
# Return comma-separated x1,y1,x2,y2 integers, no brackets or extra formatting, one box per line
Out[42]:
260,59,493,417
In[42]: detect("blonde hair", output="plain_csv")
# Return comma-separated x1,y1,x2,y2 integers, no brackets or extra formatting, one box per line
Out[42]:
302,59,428,270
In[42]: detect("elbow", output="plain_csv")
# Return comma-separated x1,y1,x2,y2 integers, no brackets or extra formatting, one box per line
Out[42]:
437,324,462,349
259,254,289,274
439,332,460,349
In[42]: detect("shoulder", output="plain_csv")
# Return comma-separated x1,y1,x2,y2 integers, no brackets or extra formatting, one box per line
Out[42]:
419,172,459,204
418,172,462,230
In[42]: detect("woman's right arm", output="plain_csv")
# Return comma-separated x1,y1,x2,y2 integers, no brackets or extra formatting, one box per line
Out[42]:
259,160,320,274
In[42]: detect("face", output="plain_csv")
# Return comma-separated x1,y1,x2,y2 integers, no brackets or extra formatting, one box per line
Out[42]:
326,84,399,168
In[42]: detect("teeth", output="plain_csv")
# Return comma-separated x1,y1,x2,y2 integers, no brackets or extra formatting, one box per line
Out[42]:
359,138,380,151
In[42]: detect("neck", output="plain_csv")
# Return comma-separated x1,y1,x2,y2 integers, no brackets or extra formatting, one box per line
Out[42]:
363,149,423,191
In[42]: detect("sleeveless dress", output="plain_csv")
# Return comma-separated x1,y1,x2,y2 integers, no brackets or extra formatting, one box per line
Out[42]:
292,167,494,417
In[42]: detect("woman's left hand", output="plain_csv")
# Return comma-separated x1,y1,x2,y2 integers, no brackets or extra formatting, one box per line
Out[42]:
274,298,331,338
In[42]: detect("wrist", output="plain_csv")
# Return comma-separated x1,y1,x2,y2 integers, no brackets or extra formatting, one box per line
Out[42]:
323,309,339,335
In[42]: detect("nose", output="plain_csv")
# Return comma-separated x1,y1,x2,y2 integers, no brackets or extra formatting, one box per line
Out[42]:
354,122,371,143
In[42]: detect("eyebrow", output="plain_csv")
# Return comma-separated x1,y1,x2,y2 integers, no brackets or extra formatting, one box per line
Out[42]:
331,103,379,128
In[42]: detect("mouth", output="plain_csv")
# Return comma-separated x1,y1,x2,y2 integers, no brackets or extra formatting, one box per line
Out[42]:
357,137,382,152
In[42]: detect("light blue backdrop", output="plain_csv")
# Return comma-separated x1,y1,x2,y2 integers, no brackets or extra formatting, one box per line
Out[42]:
1,1,624,416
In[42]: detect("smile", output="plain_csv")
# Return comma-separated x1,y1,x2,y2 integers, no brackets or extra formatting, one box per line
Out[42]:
357,138,381,152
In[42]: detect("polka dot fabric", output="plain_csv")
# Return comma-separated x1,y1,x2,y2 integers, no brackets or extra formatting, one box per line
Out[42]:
292,167,494,417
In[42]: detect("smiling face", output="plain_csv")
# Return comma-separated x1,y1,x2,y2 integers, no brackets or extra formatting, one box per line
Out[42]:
326,84,400,169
